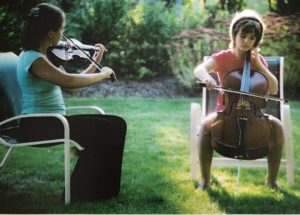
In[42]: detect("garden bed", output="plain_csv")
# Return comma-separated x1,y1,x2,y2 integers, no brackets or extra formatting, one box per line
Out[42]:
65,75,198,98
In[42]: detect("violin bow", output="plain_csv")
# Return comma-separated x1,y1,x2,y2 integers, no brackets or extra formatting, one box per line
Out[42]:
196,81,288,103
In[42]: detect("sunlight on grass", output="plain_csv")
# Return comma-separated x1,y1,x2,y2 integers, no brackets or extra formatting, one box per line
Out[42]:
1,98,299,213
151,125,222,213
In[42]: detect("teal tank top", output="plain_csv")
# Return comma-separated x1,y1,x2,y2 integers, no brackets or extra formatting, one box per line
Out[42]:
17,50,66,115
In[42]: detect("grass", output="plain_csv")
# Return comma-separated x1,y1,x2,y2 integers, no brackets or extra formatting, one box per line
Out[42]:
0,97,299,213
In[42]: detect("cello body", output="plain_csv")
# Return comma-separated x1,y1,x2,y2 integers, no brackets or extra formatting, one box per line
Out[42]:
211,68,272,160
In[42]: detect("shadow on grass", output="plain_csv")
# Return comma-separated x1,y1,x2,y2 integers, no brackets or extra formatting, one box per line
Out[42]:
206,176,300,214
0,98,192,214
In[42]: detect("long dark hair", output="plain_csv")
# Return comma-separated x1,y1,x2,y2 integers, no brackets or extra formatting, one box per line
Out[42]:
20,3,65,51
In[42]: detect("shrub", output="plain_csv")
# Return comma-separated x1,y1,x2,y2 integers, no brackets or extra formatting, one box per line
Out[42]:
167,11,300,96
261,13,300,97
166,10,230,90
65,0,128,46
105,0,180,79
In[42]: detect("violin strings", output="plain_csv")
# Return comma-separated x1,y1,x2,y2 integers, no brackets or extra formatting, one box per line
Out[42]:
62,33,103,71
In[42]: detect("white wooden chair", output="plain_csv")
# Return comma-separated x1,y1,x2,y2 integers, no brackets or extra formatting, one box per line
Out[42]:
0,52,104,204
190,56,294,187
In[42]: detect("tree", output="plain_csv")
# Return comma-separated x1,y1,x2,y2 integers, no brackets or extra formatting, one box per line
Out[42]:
219,0,245,13
0,0,66,53
268,0,300,15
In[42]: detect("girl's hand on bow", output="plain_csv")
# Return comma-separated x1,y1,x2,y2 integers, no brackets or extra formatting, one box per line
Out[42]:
203,76,217,89
101,66,116,80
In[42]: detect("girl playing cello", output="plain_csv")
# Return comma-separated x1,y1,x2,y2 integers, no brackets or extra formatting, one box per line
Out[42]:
194,9,284,190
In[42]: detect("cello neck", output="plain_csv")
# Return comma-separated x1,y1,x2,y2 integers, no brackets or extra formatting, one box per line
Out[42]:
240,51,251,92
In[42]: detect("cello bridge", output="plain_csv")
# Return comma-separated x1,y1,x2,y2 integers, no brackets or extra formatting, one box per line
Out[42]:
237,100,251,110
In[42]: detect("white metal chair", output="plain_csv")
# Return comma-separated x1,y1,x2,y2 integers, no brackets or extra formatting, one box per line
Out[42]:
0,52,104,204
190,56,294,188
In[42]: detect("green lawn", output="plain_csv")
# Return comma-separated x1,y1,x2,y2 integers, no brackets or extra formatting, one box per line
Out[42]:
0,98,299,213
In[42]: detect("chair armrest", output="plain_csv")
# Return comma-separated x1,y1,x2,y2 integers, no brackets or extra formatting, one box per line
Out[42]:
0,113,68,127
0,113,83,150
66,106,105,115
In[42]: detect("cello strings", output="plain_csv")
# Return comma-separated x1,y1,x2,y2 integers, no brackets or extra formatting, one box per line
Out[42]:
241,52,251,92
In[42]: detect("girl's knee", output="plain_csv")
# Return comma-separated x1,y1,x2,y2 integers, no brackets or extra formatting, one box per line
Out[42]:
106,115,127,135
198,120,211,137
268,116,284,148
112,115,127,129
269,116,283,134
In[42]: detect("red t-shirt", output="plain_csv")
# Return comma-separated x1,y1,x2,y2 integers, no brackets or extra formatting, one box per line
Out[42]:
210,49,268,111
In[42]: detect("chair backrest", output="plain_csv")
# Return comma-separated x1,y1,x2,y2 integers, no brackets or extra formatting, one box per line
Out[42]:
0,52,22,121
202,56,284,119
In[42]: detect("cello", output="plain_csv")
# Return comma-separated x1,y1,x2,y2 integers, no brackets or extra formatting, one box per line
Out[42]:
210,51,274,160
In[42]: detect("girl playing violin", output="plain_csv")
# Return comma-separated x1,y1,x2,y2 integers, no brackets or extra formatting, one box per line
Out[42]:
16,3,127,201
193,9,284,190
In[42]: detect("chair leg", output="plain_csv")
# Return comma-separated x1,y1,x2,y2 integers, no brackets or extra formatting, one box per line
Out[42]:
190,103,202,181
283,104,294,186
234,160,241,199
64,140,71,204
0,147,13,169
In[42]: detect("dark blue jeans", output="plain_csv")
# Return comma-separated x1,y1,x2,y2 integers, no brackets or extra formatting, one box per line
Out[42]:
2,114,127,202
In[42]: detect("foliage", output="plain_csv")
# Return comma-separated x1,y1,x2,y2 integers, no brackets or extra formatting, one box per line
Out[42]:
32,0,182,79
0,0,299,94
261,12,300,97
0,98,299,213
64,0,129,46
105,0,180,79
166,10,230,89
0,8,19,52
267,0,300,15
0,0,63,53
167,11,300,95
219,0,245,13
0,2,31,53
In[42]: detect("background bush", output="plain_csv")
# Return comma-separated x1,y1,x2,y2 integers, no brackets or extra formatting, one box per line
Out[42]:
0,0,299,96
166,9,230,91
166,10,300,95
106,0,179,79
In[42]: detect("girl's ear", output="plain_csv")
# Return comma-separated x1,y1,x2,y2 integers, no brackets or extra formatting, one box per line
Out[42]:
48,31,54,39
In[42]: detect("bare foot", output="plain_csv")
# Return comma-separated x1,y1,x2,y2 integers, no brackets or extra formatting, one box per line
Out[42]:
266,181,282,191
197,181,211,190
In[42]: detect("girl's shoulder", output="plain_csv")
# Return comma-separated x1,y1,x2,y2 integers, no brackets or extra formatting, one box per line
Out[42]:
211,49,234,58
20,50,44,63
21,50,44,58
18,50,45,71
211,49,236,63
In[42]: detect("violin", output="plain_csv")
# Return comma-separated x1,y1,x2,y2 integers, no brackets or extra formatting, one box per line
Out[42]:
47,33,116,81
208,52,279,160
